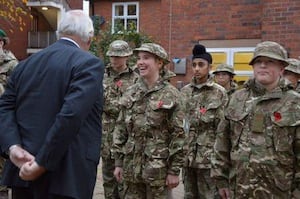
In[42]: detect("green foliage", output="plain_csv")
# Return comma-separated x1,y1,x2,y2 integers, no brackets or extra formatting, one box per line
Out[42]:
90,21,154,66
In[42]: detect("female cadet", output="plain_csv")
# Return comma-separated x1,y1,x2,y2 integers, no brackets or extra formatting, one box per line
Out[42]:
113,43,185,199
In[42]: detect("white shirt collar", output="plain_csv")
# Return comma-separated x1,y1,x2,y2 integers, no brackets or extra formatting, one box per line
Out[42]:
60,37,80,48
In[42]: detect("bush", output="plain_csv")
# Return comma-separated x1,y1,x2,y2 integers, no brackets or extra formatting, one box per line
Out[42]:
90,20,154,66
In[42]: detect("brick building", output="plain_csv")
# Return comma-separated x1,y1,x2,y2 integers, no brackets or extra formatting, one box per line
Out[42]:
0,0,83,60
93,0,300,86
1,0,300,86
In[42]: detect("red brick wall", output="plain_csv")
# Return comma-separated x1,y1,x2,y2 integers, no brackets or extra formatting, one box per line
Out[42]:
261,0,300,58
161,0,263,84
0,1,83,61
93,0,300,85
0,16,31,60
67,0,83,9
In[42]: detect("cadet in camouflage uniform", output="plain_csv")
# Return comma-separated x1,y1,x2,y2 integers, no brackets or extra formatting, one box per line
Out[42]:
113,43,185,199
0,28,18,199
213,63,239,97
181,44,228,199
0,29,18,94
283,58,300,93
101,40,139,199
212,41,300,199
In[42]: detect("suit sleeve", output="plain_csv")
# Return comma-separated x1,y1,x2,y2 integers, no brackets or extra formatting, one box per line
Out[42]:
35,56,104,170
0,64,23,155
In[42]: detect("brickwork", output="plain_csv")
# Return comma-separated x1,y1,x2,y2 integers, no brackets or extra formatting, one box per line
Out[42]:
261,0,300,58
1,0,300,83
94,0,300,85
0,0,82,60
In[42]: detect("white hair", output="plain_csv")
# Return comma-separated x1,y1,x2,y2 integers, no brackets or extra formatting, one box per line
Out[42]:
57,10,94,43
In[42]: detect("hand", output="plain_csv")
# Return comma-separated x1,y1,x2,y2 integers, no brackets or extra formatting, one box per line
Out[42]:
113,167,123,182
165,174,179,189
9,145,34,168
19,160,46,181
219,187,230,199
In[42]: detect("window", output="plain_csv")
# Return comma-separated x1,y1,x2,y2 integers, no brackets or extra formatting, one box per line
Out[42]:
207,47,255,83
112,2,139,33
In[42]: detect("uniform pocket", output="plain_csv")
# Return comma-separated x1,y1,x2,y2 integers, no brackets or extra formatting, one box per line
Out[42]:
147,99,175,126
142,158,167,186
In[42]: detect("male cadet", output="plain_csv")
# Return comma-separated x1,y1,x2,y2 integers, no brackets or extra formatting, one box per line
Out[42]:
212,41,300,199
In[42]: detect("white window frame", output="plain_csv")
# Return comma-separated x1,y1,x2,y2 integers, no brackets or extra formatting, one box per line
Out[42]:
112,2,139,33
207,47,255,77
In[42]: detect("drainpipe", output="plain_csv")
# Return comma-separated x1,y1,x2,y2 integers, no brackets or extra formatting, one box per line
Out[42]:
168,0,172,59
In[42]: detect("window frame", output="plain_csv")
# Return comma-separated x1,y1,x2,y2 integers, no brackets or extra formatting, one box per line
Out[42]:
112,2,139,33
207,47,255,77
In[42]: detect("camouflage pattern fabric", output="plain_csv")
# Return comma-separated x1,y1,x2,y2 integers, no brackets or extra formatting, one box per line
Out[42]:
183,168,219,199
213,63,235,75
285,58,300,75
0,49,18,89
102,64,139,199
0,49,17,194
296,82,300,93
0,158,6,192
180,76,228,199
212,78,300,199
113,75,185,198
106,40,133,57
249,41,289,66
134,43,170,65
123,181,167,199
227,81,239,97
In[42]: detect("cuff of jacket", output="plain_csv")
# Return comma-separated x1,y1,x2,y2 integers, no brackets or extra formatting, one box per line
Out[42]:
292,188,300,199
115,159,123,167
215,178,229,189
167,167,181,176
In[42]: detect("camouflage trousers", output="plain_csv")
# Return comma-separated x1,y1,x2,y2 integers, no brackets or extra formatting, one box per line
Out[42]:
102,157,123,199
123,181,167,199
183,167,219,199
0,157,7,194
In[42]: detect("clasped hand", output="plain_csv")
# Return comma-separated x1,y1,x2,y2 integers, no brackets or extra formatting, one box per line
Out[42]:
9,145,46,181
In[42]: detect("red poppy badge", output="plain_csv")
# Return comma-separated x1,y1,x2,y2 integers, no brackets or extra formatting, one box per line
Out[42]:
274,112,282,122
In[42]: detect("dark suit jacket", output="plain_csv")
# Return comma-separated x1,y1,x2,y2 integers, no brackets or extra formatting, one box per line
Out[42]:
0,39,104,199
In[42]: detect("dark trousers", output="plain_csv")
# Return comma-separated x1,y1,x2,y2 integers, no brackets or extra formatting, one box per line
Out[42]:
12,187,73,199
0,190,8,199
11,174,73,199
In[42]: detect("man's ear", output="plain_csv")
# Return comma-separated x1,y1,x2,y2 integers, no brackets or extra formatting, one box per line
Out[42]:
87,37,93,47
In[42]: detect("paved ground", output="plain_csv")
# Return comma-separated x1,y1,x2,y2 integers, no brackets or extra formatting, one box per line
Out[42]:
93,159,184,199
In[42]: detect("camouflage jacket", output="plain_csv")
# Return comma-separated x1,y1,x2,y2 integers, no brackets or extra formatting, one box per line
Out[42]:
113,77,185,185
295,82,300,93
102,64,139,159
212,78,300,199
227,81,239,97
0,50,18,94
181,77,228,169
